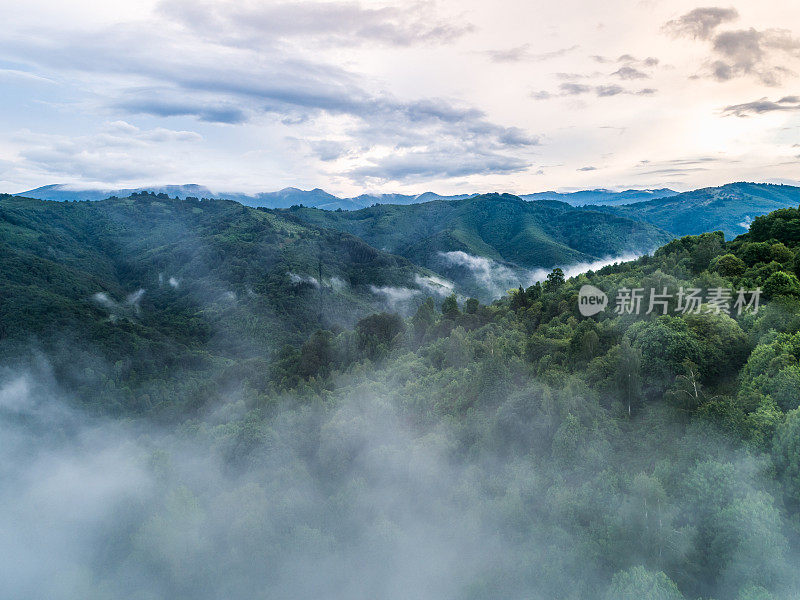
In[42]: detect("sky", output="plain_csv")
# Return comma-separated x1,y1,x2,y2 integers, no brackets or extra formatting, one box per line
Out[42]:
1,0,800,196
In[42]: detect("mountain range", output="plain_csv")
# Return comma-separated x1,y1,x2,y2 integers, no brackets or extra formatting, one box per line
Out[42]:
16,184,478,211
598,182,800,239
18,183,678,210
282,193,671,298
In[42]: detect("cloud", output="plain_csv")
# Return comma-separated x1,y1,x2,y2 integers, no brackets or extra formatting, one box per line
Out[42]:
534,83,653,99
0,5,536,186
90,288,146,319
113,98,248,124
158,0,474,48
348,145,531,182
663,7,739,40
596,84,625,97
665,8,800,85
709,28,800,85
485,44,579,63
722,96,800,117
288,272,347,291
577,166,597,171
438,251,646,300
413,274,454,297
370,285,421,310
560,83,593,96
612,66,649,80
9,122,203,183
307,140,350,162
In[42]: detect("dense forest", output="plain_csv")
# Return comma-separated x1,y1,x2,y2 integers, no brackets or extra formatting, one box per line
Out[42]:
3,193,800,599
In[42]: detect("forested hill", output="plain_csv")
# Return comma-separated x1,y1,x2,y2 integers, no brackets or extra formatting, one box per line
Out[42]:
281,192,672,283
0,192,433,411
5,194,800,598
599,182,800,238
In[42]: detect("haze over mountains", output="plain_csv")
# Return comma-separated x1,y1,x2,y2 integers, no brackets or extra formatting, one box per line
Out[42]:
6,184,800,600
17,184,478,211
19,183,677,211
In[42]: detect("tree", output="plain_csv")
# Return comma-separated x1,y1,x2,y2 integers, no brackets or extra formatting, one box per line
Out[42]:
441,293,460,318
412,297,436,341
604,566,684,600
773,408,800,509
465,297,480,315
763,271,800,299
356,312,405,358
715,253,746,278
544,268,565,293
690,232,723,273
616,339,642,415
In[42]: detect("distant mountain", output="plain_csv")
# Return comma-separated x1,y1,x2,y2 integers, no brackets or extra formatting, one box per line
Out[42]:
18,183,217,203
15,184,477,211
281,193,672,299
349,191,477,206
598,182,800,238
521,188,678,206
227,187,366,211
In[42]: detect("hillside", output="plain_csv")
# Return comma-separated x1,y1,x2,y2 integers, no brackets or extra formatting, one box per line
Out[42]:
4,200,800,599
521,187,677,206
600,182,800,238
282,193,672,297
0,193,432,410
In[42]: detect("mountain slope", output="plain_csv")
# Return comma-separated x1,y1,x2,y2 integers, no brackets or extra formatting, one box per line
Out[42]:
281,193,673,296
0,193,433,399
521,188,677,206
599,182,800,238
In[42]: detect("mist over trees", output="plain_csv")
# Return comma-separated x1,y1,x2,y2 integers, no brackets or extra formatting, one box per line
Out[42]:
3,194,800,598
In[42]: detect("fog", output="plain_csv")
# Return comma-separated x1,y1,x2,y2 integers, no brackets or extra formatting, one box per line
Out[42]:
437,250,643,299
1,356,797,600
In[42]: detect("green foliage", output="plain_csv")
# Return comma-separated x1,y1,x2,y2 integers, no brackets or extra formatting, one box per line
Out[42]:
604,566,684,600
284,193,671,299
763,271,800,299
7,192,800,599
715,253,746,277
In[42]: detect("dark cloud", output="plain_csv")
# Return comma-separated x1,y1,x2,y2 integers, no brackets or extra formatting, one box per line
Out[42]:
485,44,579,63
663,7,739,40
612,66,649,80
114,98,248,124
577,166,597,171
560,83,592,95
722,96,800,117
710,28,800,85
665,8,800,85
158,0,474,47
596,85,625,97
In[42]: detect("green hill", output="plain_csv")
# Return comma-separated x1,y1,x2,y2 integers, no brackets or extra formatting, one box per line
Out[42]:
600,182,800,238
5,192,800,599
0,193,429,410
282,193,672,296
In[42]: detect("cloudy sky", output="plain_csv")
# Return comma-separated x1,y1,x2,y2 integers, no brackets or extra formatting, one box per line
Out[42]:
1,0,800,195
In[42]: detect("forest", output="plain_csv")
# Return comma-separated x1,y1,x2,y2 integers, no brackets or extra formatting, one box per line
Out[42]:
3,193,800,599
